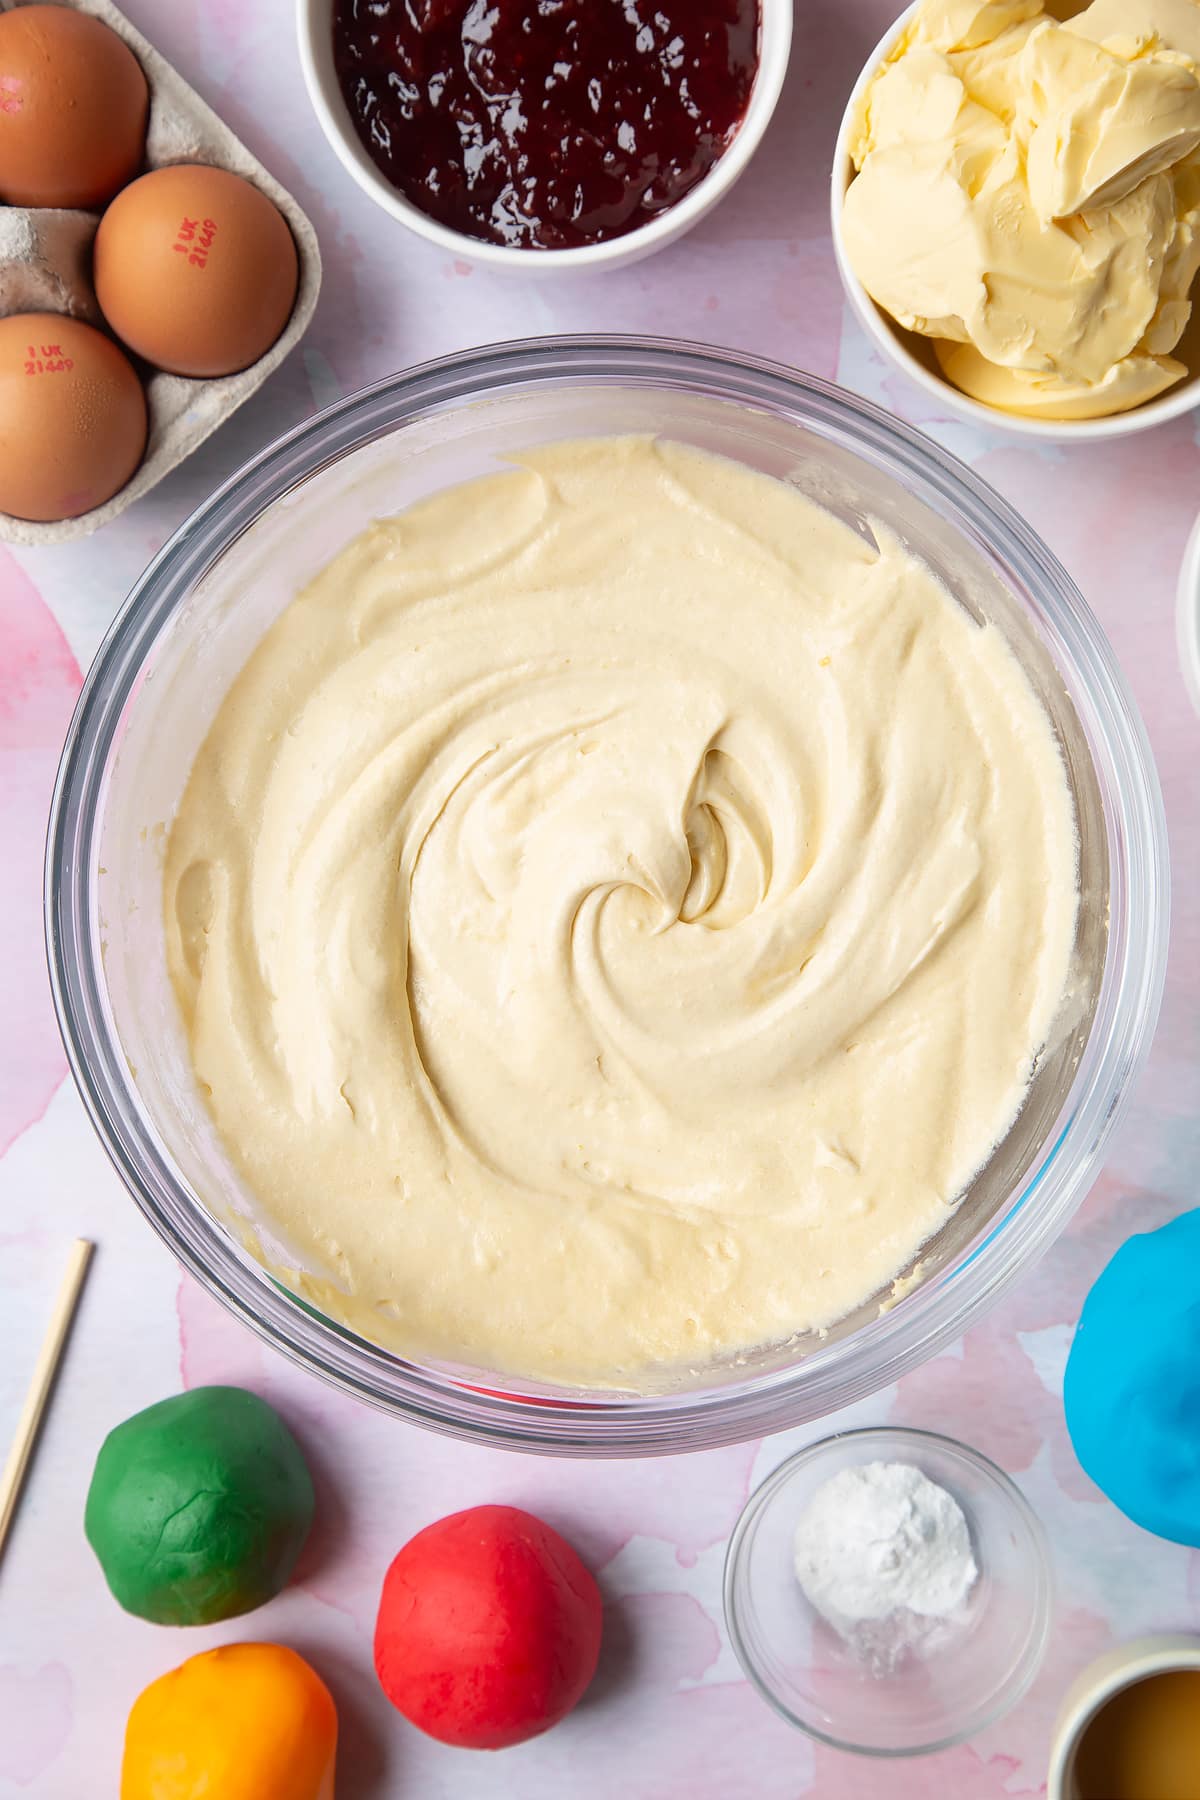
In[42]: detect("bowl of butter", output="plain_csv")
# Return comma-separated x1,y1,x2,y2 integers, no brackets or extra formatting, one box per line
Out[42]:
832,0,1200,437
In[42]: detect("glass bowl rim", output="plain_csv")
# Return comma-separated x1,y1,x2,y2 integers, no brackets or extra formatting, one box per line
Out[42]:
44,332,1169,1456
722,1424,1054,1757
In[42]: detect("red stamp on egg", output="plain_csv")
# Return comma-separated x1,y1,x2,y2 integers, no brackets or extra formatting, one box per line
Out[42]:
171,215,218,269
24,342,73,375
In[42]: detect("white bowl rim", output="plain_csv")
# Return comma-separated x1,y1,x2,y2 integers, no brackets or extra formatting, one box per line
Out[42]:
1176,513,1200,718
296,0,793,272
1047,1633,1200,1798
829,1,1200,442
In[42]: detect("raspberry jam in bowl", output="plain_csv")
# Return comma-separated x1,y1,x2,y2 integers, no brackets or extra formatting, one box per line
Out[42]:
298,0,792,270
332,0,758,250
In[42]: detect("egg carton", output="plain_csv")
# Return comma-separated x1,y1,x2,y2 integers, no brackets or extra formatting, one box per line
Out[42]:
0,0,322,544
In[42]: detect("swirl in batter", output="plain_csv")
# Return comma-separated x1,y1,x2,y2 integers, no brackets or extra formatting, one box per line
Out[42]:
165,437,1078,1384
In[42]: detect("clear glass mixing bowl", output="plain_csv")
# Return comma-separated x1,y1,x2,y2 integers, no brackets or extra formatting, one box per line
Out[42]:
46,337,1168,1455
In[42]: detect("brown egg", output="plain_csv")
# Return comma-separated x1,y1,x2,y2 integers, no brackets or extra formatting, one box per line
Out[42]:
0,5,148,207
94,165,300,379
0,313,146,521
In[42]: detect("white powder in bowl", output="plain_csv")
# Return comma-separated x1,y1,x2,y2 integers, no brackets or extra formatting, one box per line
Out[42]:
793,1459,978,1669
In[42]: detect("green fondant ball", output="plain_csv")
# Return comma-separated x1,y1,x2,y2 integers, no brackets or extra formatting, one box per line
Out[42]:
84,1385,314,1626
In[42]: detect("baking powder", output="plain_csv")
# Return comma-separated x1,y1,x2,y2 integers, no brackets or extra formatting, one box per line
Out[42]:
793,1460,977,1665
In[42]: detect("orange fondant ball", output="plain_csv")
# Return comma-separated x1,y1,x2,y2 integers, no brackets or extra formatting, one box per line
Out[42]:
374,1504,603,1749
121,1642,336,1800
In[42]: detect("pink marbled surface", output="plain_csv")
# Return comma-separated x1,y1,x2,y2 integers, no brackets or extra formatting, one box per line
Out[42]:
2,2,1199,1794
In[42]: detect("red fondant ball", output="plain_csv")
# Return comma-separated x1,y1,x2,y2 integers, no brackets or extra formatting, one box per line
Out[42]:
373,1504,603,1749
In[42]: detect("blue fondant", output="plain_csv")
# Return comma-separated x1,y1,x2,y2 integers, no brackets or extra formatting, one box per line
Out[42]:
1064,1209,1200,1547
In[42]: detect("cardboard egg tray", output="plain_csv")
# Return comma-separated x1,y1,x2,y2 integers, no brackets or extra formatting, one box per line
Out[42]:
0,0,322,544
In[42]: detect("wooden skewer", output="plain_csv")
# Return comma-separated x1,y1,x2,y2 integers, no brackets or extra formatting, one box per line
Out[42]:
0,1238,93,1564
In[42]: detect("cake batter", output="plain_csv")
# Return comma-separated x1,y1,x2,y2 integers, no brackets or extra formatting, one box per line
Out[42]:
165,437,1078,1383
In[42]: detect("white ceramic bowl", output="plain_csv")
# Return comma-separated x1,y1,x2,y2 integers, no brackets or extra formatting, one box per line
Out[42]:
1047,1635,1200,1798
1176,514,1200,718
830,2,1200,442
297,0,792,273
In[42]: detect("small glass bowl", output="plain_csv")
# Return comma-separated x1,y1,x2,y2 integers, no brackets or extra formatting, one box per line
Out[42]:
724,1426,1052,1757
